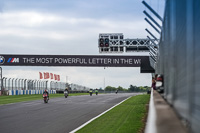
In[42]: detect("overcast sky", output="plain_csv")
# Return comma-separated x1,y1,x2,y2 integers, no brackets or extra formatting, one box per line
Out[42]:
0,0,165,89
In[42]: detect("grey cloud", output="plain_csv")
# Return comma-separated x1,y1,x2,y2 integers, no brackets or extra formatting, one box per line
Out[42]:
0,0,158,88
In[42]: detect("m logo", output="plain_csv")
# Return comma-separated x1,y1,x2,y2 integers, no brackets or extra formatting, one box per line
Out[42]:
7,58,19,63
0,56,5,64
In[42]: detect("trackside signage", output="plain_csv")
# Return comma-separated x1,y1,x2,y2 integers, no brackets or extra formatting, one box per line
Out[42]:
0,55,150,67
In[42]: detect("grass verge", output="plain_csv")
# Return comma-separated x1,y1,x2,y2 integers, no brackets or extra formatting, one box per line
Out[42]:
0,93,89,105
77,94,150,133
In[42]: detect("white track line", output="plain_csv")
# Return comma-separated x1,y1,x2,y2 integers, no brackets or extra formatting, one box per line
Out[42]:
145,88,157,133
69,96,131,133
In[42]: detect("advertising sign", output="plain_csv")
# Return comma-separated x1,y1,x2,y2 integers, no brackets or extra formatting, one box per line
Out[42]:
0,55,150,67
0,55,154,73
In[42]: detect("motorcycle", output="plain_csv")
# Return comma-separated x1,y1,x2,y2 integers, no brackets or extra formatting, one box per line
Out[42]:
43,93,48,103
64,90,69,98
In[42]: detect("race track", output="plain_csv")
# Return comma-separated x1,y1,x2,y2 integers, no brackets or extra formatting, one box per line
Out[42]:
0,93,138,133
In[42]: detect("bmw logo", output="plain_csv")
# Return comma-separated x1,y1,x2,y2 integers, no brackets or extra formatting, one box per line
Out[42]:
0,56,5,64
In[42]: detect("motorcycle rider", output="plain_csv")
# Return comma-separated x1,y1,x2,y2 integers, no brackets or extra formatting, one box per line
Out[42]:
115,89,118,94
95,88,98,95
64,88,69,98
43,89,49,100
89,89,93,96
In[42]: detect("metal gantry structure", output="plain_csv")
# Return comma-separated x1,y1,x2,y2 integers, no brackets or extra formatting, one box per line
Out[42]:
98,34,159,70
98,33,154,53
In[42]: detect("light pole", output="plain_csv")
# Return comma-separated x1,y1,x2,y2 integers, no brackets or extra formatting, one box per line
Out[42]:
15,78,18,90
2,77,7,94
36,80,38,90
27,80,31,90
21,79,24,90
33,80,36,90
31,80,34,90
41,81,43,90
18,79,21,90
34,80,36,90
38,80,40,90
28,80,33,90
104,77,105,93
12,78,14,90
0,67,2,92
55,82,58,90
46,81,48,90
50,81,53,90
8,78,11,90
24,79,27,90
43,81,45,90
4,77,7,93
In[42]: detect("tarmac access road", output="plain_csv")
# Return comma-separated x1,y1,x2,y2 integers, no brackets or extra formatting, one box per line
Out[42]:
0,93,139,133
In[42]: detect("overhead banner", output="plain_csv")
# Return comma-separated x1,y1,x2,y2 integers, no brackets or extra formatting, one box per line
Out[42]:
0,55,151,67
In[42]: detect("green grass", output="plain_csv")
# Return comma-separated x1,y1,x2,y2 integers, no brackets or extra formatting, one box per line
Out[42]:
0,93,89,105
69,93,89,96
77,94,150,133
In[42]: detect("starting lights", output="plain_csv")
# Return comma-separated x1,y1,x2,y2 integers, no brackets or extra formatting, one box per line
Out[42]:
99,38,104,47
105,38,109,47
99,38,109,47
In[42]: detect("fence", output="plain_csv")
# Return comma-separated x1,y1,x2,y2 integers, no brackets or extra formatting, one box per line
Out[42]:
8,89,56,96
0,77,92,95
0,78,50,91
155,0,199,133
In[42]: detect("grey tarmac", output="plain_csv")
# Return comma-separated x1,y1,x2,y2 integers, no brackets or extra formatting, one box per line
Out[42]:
0,93,139,133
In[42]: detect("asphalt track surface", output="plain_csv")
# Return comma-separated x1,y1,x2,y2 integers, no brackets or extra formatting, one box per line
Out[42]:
0,93,138,133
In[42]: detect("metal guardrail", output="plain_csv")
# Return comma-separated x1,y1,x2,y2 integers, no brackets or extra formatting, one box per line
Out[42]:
155,0,199,133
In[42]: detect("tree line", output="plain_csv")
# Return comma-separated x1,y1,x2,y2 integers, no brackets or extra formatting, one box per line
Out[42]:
103,85,150,92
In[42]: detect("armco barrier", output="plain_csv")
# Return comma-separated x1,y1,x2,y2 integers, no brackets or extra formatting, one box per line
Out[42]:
155,1,200,133
8,90,56,96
